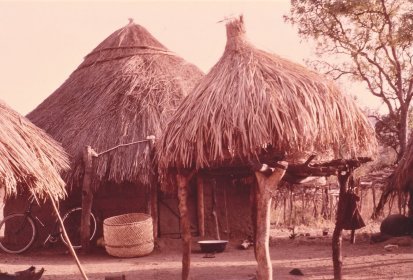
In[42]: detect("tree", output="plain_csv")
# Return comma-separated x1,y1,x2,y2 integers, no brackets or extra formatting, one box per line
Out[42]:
285,0,413,161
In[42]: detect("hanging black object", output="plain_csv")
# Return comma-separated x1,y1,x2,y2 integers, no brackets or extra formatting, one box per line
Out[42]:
341,192,365,230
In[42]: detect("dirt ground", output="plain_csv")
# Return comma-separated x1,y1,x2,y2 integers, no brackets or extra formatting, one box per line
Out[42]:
0,226,412,280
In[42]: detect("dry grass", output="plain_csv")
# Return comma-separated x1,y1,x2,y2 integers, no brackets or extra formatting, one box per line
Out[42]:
0,100,69,201
157,16,377,190
27,21,204,190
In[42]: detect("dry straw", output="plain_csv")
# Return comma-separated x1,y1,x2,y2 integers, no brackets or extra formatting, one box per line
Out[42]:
0,100,69,201
27,20,204,190
157,16,377,189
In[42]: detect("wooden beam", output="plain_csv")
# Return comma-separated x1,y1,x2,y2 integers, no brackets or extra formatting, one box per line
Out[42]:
196,176,205,238
81,145,95,253
253,161,288,280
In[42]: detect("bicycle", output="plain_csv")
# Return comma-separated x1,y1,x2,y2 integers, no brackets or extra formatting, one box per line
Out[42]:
0,196,97,254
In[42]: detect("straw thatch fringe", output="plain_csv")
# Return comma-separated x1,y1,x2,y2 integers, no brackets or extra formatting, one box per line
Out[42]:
27,22,203,190
157,16,376,190
0,101,69,201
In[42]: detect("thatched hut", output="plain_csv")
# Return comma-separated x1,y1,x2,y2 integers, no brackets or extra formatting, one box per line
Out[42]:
157,16,376,280
24,20,204,244
0,100,68,201
0,99,69,237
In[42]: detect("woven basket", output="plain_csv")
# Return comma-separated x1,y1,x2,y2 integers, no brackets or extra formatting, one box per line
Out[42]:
103,213,154,258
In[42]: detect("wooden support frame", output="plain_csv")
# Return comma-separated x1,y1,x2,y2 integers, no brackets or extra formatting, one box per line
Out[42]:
253,161,288,280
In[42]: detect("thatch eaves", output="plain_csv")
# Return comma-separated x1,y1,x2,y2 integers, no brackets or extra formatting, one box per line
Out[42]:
27,20,204,189
0,100,69,201
158,16,376,175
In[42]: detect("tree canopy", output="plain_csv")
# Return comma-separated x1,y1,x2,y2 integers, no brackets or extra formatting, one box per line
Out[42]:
285,0,413,160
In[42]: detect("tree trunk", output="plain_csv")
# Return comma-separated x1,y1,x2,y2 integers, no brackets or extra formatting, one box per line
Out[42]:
254,162,288,280
398,105,409,161
81,146,94,253
332,171,351,280
177,172,193,280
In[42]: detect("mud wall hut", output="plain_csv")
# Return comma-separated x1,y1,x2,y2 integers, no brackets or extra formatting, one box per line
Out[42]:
17,20,204,240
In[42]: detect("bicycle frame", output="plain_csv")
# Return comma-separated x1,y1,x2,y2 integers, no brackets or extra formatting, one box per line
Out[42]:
22,198,62,247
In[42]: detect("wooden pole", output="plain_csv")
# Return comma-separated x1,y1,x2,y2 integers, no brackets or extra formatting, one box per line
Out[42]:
254,162,288,280
196,176,205,237
177,171,194,280
81,145,95,253
332,171,351,280
211,178,220,240
48,193,89,280
151,183,159,238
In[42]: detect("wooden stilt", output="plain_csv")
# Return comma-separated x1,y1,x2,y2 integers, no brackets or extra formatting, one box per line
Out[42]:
250,182,258,259
332,171,351,280
211,178,220,240
81,145,95,253
254,162,288,280
196,176,205,237
177,172,194,280
151,183,159,238
350,229,356,244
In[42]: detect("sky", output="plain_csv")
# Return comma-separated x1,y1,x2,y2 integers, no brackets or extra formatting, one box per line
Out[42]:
0,0,384,115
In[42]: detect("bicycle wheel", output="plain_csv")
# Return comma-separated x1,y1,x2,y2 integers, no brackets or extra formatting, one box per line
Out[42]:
0,214,36,253
60,208,97,249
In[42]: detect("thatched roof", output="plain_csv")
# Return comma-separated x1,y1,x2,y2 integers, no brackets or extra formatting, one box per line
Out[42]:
0,100,69,201
27,20,204,189
158,16,376,178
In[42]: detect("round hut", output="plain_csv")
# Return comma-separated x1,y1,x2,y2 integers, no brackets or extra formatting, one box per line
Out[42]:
158,16,376,280
0,100,69,247
25,20,204,245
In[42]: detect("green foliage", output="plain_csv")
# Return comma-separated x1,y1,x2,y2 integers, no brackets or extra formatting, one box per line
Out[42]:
285,0,413,161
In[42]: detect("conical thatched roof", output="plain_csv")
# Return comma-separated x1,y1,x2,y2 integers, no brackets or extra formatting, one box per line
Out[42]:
0,100,69,201
158,16,376,179
27,20,204,189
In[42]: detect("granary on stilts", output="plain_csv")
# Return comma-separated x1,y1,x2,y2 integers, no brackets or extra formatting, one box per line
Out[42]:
23,19,204,248
157,16,376,280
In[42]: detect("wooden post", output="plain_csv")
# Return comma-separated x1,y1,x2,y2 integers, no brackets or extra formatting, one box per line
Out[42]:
81,145,95,253
151,183,159,238
177,171,194,280
254,162,288,280
332,171,351,280
350,229,356,244
211,178,220,240
196,176,205,237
